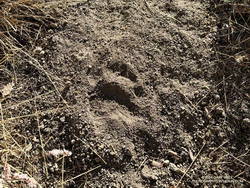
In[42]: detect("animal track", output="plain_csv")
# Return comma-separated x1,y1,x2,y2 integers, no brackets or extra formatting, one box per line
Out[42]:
92,76,139,112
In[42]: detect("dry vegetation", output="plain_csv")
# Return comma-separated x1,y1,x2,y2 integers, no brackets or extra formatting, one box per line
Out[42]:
214,0,250,137
0,0,52,63
0,0,249,187
205,0,250,185
0,1,55,187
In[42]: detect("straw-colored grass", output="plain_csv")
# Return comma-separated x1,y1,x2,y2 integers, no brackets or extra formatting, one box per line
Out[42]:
0,1,56,187
0,0,52,64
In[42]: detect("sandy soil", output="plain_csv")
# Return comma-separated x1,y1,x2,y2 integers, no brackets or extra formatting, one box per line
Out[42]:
1,0,249,187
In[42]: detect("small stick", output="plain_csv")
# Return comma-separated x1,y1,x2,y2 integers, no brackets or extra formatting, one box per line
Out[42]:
209,140,229,157
3,90,55,111
137,157,148,172
234,170,246,178
222,75,228,113
221,148,250,168
0,102,6,141
61,156,65,188
35,98,48,177
143,0,180,23
196,75,233,106
64,165,102,183
0,106,70,124
175,143,206,188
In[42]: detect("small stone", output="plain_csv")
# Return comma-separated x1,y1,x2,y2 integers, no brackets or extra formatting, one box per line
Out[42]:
33,137,39,143
60,116,66,122
33,47,45,55
162,160,170,166
34,46,43,53
218,131,226,138
130,183,144,188
1,82,14,97
98,144,104,150
53,163,59,171
44,127,52,133
243,118,250,127
151,160,163,168
214,94,220,100
167,150,181,160
110,151,116,156
40,50,45,55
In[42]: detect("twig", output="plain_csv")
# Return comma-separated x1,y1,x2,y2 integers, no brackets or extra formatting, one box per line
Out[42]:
222,75,228,113
63,165,102,183
143,0,154,15
0,106,71,123
178,91,199,112
3,90,55,111
137,157,148,172
221,148,250,168
61,156,65,188
239,177,250,185
0,102,6,141
175,143,206,188
234,170,246,178
209,140,229,157
34,98,48,177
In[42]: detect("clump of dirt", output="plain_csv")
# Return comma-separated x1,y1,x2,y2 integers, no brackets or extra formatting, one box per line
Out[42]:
1,0,249,187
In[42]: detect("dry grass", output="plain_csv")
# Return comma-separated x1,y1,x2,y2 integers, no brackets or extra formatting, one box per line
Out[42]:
0,1,81,186
215,0,250,66
214,0,250,114
0,1,57,187
212,0,250,185
0,0,53,64
0,0,34,63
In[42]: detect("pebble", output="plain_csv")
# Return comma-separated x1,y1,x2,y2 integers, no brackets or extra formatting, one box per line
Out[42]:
162,160,170,166
243,118,250,127
167,150,181,160
33,137,39,143
60,116,66,122
214,94,220,100
151,160,163,168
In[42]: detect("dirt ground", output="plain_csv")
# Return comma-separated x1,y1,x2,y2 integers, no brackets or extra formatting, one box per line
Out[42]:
1,0,249,187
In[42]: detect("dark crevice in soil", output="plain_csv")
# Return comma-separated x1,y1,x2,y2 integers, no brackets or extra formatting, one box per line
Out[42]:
92,81,139,113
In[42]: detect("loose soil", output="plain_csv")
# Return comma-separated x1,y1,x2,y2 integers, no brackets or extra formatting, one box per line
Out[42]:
1,0,249,187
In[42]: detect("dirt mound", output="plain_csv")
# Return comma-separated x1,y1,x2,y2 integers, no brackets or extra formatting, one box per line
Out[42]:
1,0,249,187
